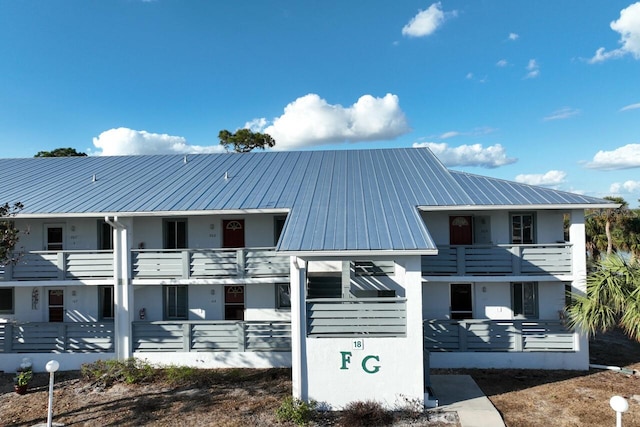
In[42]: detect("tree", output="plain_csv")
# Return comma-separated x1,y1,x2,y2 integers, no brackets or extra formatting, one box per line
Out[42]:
567,254,640,342
585,196,629,261
0,202,24,264
218,129,275,153
34,147,87,157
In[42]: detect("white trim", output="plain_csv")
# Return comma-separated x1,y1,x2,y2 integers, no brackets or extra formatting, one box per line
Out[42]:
419,203,616,211
15,208,291,219
423,275,573,283
279,249,438,257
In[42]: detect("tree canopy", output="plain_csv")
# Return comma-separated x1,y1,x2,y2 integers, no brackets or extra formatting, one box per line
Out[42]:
34,147,87,157
0,202,24,264
585,196,640,262
567,254,640,342
218,129,275,153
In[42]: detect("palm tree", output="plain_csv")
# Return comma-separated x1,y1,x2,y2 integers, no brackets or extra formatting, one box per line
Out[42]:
567,254,640,342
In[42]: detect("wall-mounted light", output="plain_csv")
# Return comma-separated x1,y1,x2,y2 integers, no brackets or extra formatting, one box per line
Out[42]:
482,286,487,293
70,225,76,232
210,289,215,295
209,224,215,230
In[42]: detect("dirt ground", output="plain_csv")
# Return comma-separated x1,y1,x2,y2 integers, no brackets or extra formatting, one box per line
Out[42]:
0,329,638,427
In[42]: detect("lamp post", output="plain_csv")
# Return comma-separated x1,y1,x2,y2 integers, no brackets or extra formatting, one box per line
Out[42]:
610,395,629,427
45,360,60,427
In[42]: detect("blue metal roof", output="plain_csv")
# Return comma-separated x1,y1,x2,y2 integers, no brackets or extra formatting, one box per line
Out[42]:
0,148,613,253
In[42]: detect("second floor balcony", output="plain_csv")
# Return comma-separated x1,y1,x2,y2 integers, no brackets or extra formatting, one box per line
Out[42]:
1,247,290,282
421,243,573,277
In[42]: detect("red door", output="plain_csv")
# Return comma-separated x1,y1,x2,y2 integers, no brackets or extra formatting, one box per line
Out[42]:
224,285,245,320
223,220,245,248
449,216,473,245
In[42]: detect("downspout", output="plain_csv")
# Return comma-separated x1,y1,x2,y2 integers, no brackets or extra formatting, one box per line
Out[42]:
105,216,132,361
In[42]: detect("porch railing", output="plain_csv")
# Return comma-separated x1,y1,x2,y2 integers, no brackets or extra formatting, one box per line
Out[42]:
131,247,290,280
424,319,575,352
1,247,289,281
132,320,291,352
306,297,407,337
1,251,114,281
0,322,114,353
421,243,572,276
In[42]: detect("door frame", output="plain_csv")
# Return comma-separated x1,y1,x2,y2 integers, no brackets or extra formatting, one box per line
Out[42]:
44,223,65,251
47,288,65,322
449,283,474,320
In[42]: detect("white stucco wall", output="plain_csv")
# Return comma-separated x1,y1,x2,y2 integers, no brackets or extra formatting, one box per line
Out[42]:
301,256,424,410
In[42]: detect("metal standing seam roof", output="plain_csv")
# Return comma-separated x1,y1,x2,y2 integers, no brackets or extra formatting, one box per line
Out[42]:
0,148,614,254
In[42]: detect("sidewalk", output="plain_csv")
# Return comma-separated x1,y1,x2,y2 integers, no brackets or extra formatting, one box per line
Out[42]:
429,375,506,427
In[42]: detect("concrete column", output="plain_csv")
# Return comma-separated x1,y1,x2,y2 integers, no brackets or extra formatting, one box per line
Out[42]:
568,209,589,368
290,256,308,401
110,217,134,361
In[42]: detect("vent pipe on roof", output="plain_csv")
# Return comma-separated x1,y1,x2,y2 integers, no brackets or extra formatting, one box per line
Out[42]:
92,174,97,182
183,155,188,164
224,171,229,180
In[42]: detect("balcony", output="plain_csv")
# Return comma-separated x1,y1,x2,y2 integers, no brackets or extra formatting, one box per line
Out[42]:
1,250,114,281
1,247,289,282
421,243,572,277
0,322,114,353
132,320,291,352
424,319,575,352
131,247,289,280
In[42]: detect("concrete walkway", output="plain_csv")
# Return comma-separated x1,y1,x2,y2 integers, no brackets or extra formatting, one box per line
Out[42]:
429,375,506,427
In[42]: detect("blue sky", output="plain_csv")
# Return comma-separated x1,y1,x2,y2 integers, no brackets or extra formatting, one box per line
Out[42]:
1,1,639,206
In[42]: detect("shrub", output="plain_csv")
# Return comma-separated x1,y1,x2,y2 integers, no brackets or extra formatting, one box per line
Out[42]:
275,396,316,425
162,365,200,386
339,400,393,427
81,358,156,387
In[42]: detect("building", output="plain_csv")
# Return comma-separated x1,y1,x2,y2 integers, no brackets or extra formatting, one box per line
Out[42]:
0,147,614,408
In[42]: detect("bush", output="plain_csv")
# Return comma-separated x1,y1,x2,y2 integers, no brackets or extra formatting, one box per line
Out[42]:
162,365,200,386
275,396,316,425
339,400,393,427
81,359,156,387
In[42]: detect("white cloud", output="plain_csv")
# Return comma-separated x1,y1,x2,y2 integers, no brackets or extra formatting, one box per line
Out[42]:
610,180,640,193
466,72,474,80
515,170,567,186
412,142,517,168
589,2,640,63
250,93,410,150
587,143,640,169
508,33,519,41
620,102,640,111
543,107,581,121
496,59,508,67
524,59,539,79
92,127,224,156
440,131,460,139
402,2,457,38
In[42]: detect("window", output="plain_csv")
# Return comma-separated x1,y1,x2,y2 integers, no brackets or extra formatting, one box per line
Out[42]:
163,285,188,320
274,216,286,246
164,219,187,249
98,221,113,250
512,282,538,318
0,288,14,314
98,286,114,320
276,284,291,309
511,213,535,244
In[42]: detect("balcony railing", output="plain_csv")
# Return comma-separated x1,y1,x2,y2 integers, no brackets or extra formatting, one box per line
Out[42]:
1,247,289,281
306,297,407,337
1,251,114,281
0,322,114,353
132,321,291,352
424,319,575,352
421,243,572,276
132,247,289,280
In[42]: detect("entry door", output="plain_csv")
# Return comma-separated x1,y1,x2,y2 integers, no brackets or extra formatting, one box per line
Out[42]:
48,289,64,322
449,216,473,245
450,283,473,320
224,285,245,320
46,225,64,251
223,220,245,248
